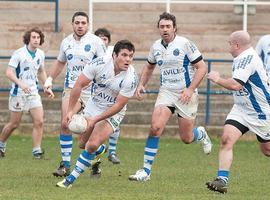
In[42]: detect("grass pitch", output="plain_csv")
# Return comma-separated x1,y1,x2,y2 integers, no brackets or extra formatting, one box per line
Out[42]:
0,135,269,200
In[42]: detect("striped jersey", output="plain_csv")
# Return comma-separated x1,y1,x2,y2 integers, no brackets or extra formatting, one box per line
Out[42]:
232,47,270,119
256,34,270,74
8,45,45,96
148,35,202,93
83,55,138,110
57,31,106,89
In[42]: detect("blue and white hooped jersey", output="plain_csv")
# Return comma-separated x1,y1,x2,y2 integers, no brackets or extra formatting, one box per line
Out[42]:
256,34,270,75
148,35,202,93
8,45,45,96
83,56,138,110
232,47,270,119
57,32,106,89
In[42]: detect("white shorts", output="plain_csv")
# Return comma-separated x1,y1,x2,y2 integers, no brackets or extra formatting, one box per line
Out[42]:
83,99,125,132
62,88,91,108
9,93,42,112
226,105,270,141
155,88,198,119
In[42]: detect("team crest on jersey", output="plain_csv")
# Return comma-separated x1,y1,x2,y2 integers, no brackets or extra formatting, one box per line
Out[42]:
67,54,73,60
37,59,40,65
154,51,161,57
100,74,106,80
173,49,180,56
157,60,163,66
84,44,91,52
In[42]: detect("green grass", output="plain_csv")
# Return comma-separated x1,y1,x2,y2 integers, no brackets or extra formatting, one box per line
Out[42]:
0,135,269,200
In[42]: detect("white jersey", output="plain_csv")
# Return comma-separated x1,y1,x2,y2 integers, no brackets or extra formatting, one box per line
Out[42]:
8,45,45,96
148,35,202,93
106,45,114,56
83,56,138,111
232,47,270,120
57,31,106,89
256,35,270,74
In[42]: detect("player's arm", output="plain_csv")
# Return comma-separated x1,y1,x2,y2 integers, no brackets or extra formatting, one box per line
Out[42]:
6,66,30,93
89,94,129,125
136,62,155,100
208,71,243,91
38,65,54,98
44,60,66,89
180,58,207,104
67,74,91,115
189,59,207,91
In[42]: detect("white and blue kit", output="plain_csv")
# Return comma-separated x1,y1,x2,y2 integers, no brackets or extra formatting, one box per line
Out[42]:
8,45,45,111
82,55,138,131
148,35,203,118
57,31,106,96
227,47,270,140
256,35,270,74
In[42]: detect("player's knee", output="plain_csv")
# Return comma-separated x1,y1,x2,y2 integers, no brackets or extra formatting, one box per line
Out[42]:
8,121,20,130
86,141,99,153
150,125,162,136
78,141,85,149
61,122,69,132
33,119,43,128
220,134,233,148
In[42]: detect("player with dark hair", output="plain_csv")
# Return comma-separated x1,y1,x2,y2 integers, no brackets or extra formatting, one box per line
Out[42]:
129,12,212,182
94,27,122,164
44,11,106,177
56,40,138,189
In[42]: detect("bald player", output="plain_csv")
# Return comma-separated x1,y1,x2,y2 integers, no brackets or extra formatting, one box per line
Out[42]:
206,30,270,194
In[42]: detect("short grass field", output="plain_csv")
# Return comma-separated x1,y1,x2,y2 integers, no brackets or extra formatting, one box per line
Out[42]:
0,135,269,200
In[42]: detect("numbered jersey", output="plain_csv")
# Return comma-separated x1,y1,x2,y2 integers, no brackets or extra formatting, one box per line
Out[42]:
57,32,106,89
232,47,270,119
256,34,270,74
83,56,138,111
8,45,45,96
148,35,202,93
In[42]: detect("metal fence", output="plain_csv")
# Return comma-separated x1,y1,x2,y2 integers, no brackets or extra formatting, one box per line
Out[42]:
0,55,233,126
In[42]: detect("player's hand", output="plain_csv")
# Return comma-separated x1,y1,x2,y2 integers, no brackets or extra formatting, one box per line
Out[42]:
135,84,145,101
86,116,96,130
179,88,193,104
207,71,220,83
63,111,74,130
44,87,55,99
21,84,31,94
44,76,53,89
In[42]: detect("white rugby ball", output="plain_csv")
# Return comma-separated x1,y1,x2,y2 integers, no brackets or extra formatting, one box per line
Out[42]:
68,114,87,134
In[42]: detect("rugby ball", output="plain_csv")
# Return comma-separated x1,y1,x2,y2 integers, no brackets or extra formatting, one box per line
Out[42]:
68,114,87,134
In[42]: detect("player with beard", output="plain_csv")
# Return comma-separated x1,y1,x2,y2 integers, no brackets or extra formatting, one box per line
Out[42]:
44,11,106,177
129,12,212,182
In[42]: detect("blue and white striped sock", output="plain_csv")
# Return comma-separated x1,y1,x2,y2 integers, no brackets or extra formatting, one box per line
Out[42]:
217,170,229,185
193,127,204,142
65,150,95,184
143,136,160,175
60,134,72,169
108,128,120,155
0,141,6,151
96,144,106,156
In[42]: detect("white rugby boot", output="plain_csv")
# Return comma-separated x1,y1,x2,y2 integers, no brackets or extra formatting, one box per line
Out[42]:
128,169,150,182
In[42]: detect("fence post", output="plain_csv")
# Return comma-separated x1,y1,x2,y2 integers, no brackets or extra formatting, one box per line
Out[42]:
205,61,212,126
55,0,59,32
